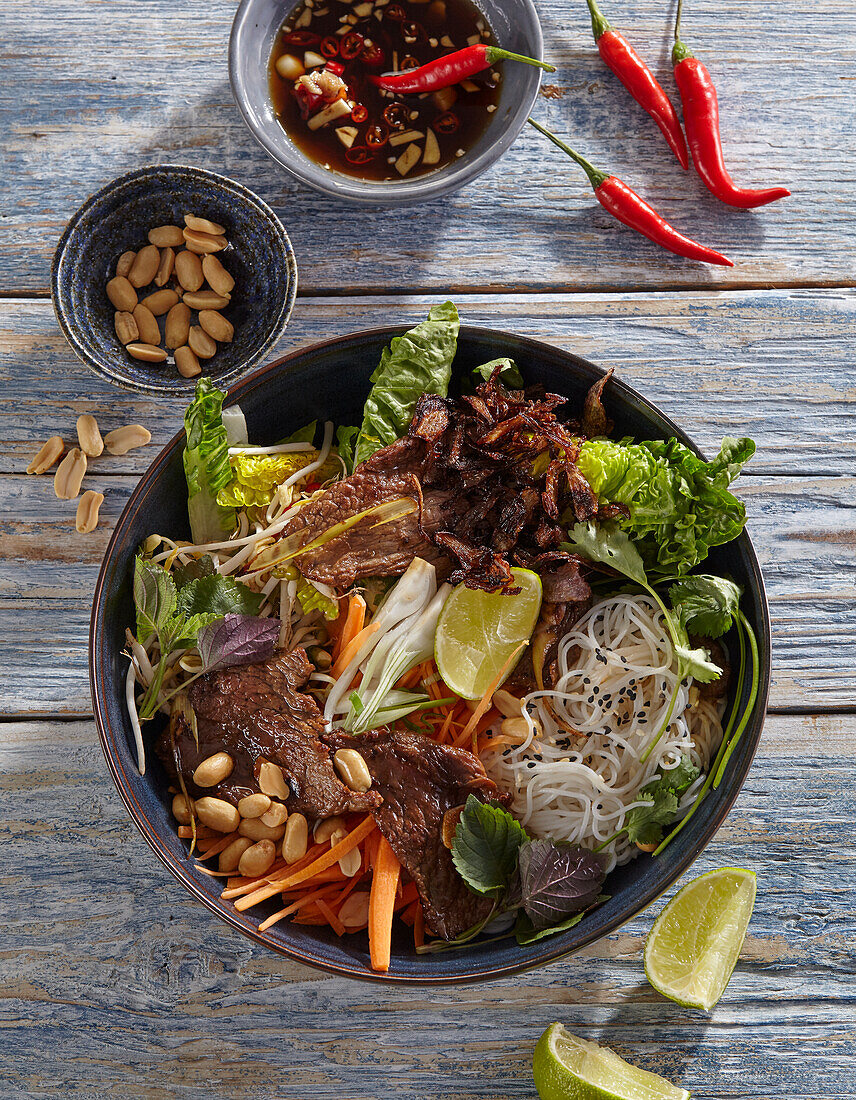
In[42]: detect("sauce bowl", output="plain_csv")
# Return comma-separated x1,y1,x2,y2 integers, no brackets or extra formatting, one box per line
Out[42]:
229,0,545,205
90,325,771,982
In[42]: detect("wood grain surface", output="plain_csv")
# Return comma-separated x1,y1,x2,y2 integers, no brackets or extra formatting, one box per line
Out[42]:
1,0,854,294
2,0,856,1094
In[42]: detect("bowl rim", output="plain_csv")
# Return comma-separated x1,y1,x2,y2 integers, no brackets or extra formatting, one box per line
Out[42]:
51,163,298,396
228,0,545,207
90,323,772,984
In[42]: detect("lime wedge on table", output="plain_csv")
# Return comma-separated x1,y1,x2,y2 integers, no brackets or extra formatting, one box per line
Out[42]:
434,567,542,700
533,1023,690,1100
644,867,756,1012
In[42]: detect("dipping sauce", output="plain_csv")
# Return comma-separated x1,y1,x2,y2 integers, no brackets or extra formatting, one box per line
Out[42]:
269,0,502,181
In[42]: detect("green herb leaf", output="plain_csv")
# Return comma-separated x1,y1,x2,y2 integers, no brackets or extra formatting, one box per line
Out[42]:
176,573,264,619
451,794,528,899
351,302,460,469
563,520,648,587
472,357,524,388
172,554,216,589
514,896,610,945
576,435,755,576
517,839,606,929
670,574,743,639
624,759,701,847
675,642,722,684
183,378,237,544
133,556,178,644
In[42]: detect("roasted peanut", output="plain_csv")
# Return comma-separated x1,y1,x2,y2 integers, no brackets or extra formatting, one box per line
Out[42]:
218,836,254,873
116,250,136,278
238,839,276,878
148,224,185,248
500,715,540,739
493,689,524,718
314,815,346,845
441,805,464,850
195,796,240,833
192,751,234,787
154,245,176,287
338,847,362,878
54,447,87,500
106,275,138,312
333,748,372,793
27,436,64,475
76,413,104,457
198,309,234,344
114,310,139,345
182,289,231,310
282,812,308,864
75,489,104,534
237,793,272,820
338,891,370,929
127,244,160,288
174,250,204,292
202,252,235,297
126,342,167,363
164,302,191,349
104,424,152,455
238,817,285,842
260,801,288,828
258,759,290,800
132,303,160,345
141,288,179,317
183,228,227,254
172,793,194,825
185,214,226,236
175,345,201,379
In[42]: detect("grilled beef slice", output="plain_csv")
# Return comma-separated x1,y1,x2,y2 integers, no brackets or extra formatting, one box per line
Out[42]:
156,650,381,818
326,728,512,940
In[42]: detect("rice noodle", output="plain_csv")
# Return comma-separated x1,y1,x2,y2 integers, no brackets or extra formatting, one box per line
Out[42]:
482,594,724,872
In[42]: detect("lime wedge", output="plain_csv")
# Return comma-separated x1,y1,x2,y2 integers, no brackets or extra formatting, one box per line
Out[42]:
434,567,542,700
644,867,756,1012
533,1023,690,1100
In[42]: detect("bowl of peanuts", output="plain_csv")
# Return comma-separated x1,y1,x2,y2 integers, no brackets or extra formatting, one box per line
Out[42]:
52,165,297,395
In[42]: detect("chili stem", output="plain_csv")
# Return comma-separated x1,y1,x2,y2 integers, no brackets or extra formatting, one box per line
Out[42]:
486,48,556,73
526,118,608,188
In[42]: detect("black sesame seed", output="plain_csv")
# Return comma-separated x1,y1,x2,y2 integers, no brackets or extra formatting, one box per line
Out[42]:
583,677,591,685
527,761,537,769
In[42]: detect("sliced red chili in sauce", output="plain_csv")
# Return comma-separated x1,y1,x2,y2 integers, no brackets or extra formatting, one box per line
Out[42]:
432,110,460,133
320,36,340,58
282,30,321,47
340,32,365,59
345,144,375,164
401,21,425,41
365,123,389,148
351,103,369,122
383,103,409,130
399,55,420,70
360,40,385,66
383,3,406,20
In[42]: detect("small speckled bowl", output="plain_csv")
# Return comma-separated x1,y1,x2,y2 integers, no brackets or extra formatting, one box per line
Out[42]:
52,165,297,396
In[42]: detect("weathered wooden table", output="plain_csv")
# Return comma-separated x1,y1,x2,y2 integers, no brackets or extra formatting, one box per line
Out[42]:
2,0,855,1095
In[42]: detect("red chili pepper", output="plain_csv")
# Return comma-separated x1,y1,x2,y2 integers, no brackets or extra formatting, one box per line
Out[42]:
383,2,406,19
346,145,375,165
325,60,345,76
584,0,687,170
365,123,389,148
361,40,385,67
340,32,365,60
527,118,732,266
672,0,789,208
320,36,340,58
351,103,369,123
383,103,409,130
282,30,321,47
370,44,555,93
432,111,459,134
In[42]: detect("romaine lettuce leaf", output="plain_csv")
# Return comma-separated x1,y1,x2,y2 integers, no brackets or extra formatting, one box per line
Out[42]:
183,378,237,544
217,450,340,508
576,435,755,576
347,302,460,471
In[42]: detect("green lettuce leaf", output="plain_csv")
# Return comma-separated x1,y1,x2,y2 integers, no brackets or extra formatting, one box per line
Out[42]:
349,302,460,470
576,435,755,576
294,571,340,620
472,357,524,388
217,450,340,508
183,378,237,544
670,574,743,639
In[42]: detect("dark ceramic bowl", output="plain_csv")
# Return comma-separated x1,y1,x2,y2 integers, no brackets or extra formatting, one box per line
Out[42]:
229,0,544,206
91,326,771,982
52,165,297,396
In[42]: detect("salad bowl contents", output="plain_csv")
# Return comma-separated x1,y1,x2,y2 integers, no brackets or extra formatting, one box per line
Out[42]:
91,307,769,980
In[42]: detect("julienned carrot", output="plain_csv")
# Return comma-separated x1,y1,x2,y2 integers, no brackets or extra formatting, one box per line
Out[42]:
457,640,528,751
258,884,340,931
316,898,347,936
331,619,382,679
235,815,377,911
332,593,366,666
369,836,401,972
414,905,425,949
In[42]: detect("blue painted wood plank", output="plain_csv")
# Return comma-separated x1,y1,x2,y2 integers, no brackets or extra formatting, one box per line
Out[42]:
1,0,853,293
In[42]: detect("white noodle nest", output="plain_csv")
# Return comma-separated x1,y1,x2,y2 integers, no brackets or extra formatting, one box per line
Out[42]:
482,593,724,872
